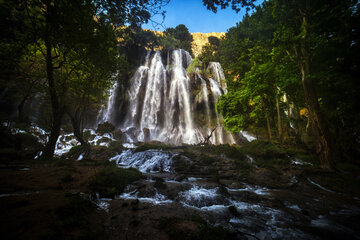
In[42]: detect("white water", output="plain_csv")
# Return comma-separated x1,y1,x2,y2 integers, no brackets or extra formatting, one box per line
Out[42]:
208,62,227,94
98,81,119,124
179,185,221,208
110,149,175,173
99,49,235,145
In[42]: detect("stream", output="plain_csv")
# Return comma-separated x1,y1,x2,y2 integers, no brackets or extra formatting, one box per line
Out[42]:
94,147,360,239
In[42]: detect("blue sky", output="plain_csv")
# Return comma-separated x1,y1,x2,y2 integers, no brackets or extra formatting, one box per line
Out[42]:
142,0,260,33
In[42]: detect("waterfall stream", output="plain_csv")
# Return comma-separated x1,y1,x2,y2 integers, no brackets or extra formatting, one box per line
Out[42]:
99,49,236,145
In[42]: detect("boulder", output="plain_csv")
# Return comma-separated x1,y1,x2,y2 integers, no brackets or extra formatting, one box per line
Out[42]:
113,129,127,142
124,127,140,142
96,122,115,134
143,128,150,142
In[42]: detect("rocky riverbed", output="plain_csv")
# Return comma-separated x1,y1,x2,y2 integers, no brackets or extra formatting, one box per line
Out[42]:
0,126,359,239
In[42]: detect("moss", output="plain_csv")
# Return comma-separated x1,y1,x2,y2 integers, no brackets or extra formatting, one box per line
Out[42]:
182,150,197,160
96,122,115,134
97,137,111,144
65,145,84,160
83,130,96,141
108,141,125,152
194,144,246,160
89,166,144,197
199,155,215,165
134,143,172,153
239,140,287,158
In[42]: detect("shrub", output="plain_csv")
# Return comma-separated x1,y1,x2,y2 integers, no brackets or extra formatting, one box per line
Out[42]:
186,58,202,74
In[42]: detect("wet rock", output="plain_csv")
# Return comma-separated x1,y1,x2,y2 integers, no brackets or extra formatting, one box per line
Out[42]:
228,205,240,217
218,185,230,197
96,122,115,134
125,127,141,141
143,128,150,142
113,129,126,142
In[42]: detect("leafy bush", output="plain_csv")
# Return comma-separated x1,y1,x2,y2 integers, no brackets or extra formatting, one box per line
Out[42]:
186,58,202,74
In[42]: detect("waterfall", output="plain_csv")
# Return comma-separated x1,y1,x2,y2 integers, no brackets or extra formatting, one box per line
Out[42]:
100,49,236,145
98,81,119,124
208,62,227,94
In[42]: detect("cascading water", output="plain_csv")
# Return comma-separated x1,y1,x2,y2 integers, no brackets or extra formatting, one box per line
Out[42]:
99,49,235,145
98,81,119,124
208,62,228,94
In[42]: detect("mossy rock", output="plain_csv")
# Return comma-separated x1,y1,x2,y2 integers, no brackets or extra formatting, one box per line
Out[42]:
108,141,125,153
96,122,115,134
134,142,172,153
89,166,144,198
113,129,126,142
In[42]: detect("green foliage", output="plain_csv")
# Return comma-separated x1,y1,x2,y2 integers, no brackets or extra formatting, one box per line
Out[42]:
211,0,360,165
96,122,115,134
198,36,221,63
160,34,182,52
108,141,125,153
89,166,144,197
161,24,193,54
134,143,172,153
186,58,202,74
240,140,287,158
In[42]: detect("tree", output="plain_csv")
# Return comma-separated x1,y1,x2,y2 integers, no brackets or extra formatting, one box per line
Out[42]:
161,24,193,54
198,36,220,64
202,0,256,12
1,0,168,159
272,0,360,168
208,0,360,168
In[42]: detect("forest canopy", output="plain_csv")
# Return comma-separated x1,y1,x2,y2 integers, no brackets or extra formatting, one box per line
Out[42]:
198,0,360,168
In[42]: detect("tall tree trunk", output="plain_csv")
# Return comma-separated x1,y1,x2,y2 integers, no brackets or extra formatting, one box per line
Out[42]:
67,108,87,146
261,100,272,142
286,97,292,138
296,8,337,168
42,38,63,160
275,94,283,142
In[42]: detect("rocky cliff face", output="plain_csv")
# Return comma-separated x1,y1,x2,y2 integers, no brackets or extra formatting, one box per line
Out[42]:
190,32,225,57
145,30,225,57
